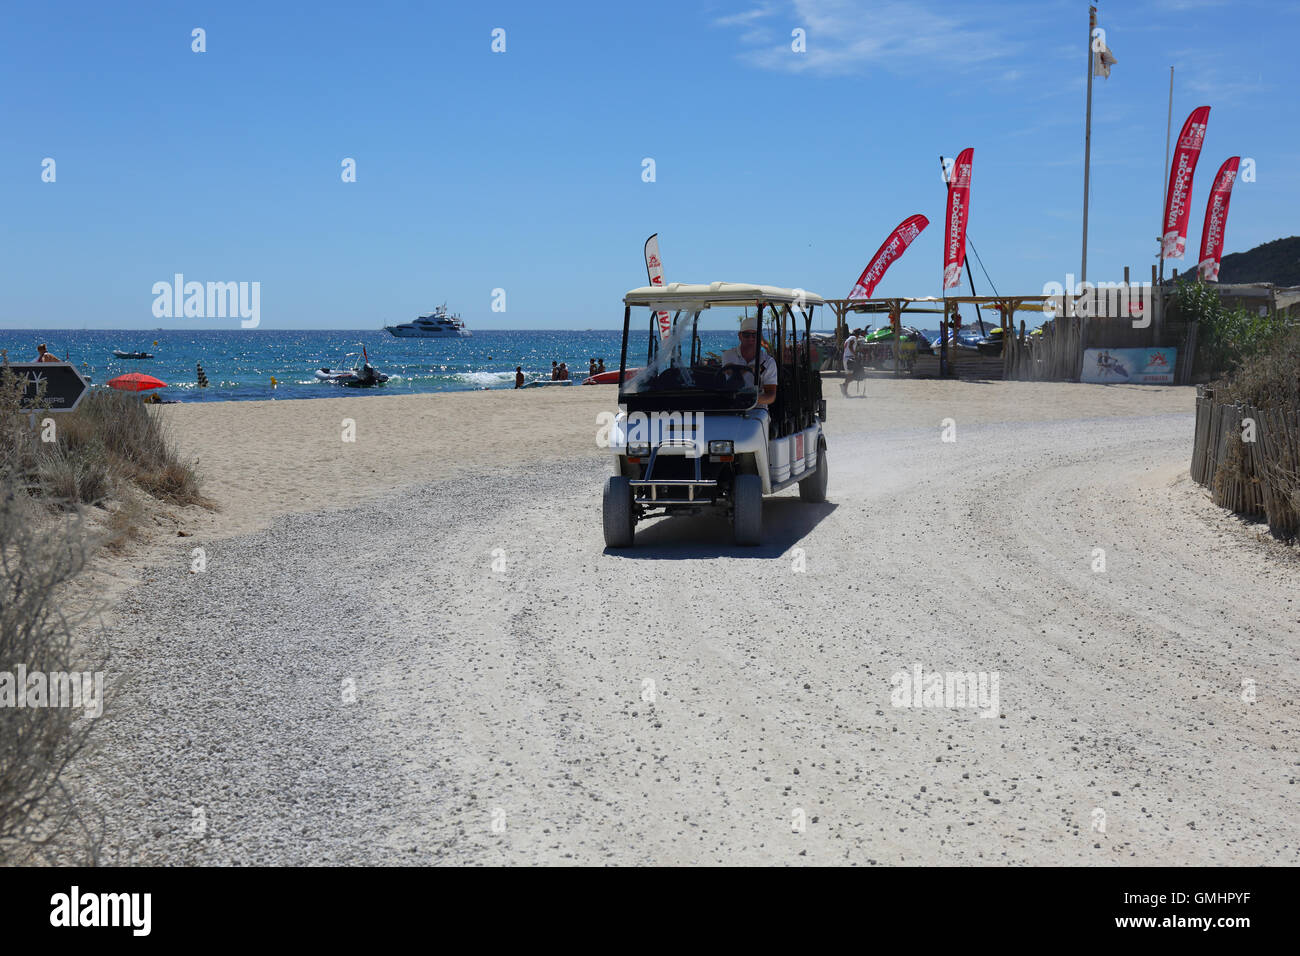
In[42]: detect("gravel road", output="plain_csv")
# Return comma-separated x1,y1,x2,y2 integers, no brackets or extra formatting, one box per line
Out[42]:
81,406,1300,865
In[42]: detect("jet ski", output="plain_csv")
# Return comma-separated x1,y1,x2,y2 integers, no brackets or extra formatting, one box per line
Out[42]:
113,349,154,359
863,325,935,354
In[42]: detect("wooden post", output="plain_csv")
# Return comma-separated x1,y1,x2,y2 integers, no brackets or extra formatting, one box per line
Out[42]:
891,300,901,377
940,305,949,377
1154,261,1164,348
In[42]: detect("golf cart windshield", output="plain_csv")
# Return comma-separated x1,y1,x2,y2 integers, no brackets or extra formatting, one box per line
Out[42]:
619,306,772,412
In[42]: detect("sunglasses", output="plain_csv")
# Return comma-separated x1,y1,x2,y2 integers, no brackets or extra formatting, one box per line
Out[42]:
739,331,758,338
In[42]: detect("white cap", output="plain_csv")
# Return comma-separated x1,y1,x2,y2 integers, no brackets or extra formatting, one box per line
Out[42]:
739,315,759,333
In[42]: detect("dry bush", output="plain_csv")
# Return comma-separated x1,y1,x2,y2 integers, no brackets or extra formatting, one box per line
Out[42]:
0,464,107,864
55,390,207,507
1213,324,1300,410
36,442,115,507
0,371,209,861
0,375,208,509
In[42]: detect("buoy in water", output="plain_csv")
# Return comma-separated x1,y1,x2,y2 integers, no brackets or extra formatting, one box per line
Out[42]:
269,376,278,387
196,363,209,388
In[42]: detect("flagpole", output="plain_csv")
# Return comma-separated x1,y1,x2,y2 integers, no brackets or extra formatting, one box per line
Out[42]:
1082,5,1096,284
1159,66,1173,285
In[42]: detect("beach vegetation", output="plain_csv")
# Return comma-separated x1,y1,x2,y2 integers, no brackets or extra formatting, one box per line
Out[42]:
1171,278,1294,379
1,373,207,509
1204,322,1300,537
0,372,109,863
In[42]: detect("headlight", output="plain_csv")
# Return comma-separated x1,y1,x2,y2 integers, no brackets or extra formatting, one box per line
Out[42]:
708,440,734,455
627,442,650,457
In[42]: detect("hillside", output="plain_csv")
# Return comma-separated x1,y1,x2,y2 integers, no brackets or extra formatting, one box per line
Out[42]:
1217,236,1300,286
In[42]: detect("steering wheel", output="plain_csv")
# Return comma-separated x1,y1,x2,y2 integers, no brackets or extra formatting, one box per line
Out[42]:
721,362,755,376
719,363,756,390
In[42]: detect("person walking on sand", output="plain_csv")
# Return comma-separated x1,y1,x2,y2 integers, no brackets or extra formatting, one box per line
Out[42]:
840,331,859,396
515,366,525,389
35,344,61,363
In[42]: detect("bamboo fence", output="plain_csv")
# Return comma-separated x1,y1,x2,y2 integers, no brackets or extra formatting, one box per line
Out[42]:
1191,385,1300,537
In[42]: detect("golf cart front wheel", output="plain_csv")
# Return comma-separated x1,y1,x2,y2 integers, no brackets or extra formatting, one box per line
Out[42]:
603,476,635,548
733,474,762,546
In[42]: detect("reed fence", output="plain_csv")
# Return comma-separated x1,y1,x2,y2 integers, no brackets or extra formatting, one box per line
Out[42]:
1191,385,1300,537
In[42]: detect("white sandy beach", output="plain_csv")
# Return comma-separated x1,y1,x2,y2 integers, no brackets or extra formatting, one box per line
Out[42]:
71,380,1300,865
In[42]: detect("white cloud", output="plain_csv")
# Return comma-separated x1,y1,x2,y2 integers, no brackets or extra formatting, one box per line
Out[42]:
713,5,779,28
716,0,1023,76
1150,0,1229,9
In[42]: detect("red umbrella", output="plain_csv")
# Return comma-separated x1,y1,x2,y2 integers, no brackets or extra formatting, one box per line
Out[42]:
107,373,168,392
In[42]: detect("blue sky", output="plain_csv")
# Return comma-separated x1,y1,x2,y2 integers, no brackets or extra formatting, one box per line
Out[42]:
2,0,1296,329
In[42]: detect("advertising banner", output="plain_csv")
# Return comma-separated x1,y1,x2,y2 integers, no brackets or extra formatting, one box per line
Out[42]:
1081,348,1177,384
848,214,929,300
1161,106,1211,259
1197,157,1240,282
943,148,973,289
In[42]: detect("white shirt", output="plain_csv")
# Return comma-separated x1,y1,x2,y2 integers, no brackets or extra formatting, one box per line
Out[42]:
842,336,857,365
720,346,777,387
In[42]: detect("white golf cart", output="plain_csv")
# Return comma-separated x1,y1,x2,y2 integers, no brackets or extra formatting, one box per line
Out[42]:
603,282,829,547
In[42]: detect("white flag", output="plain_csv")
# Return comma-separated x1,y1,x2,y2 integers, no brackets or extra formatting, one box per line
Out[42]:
1093,45,1117,78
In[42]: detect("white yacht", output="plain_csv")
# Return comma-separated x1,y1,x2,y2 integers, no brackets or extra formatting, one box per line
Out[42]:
384,304,471,338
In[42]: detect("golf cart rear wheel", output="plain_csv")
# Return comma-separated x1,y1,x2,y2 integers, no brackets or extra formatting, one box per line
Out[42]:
603,476,635,548
799,442,828,503
733,474,762,546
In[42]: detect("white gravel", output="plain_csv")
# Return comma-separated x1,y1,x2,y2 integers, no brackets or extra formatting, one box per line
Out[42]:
77,408,1300,865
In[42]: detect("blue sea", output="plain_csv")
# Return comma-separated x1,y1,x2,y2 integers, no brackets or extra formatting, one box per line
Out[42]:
1,329,643,403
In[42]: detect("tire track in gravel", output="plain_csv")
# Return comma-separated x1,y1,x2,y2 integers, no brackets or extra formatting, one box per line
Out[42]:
82,410,1300,865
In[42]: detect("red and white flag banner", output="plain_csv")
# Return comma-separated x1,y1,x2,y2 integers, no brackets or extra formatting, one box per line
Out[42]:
644,234,671,340
1161,106,1211,259
1197,156,1239,282
943,148,973,289
848,214,930,300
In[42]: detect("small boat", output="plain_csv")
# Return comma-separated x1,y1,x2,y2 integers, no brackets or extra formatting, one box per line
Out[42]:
316,346,389,387
340,363,389,387
315,364,389,387
113,349,154,359
580,367,639,385
314,367,354,382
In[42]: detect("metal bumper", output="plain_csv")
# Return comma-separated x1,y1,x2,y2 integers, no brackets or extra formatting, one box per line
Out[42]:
628,439,720,505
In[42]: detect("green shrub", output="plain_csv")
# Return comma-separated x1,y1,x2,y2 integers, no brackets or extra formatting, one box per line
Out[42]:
1171,278,1294,378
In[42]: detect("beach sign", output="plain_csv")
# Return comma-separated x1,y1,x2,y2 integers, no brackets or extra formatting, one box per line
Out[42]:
5,362,90,412
1081,348,1176,385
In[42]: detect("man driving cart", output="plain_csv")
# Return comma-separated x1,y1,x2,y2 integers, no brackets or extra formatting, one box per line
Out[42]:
718,315,777,406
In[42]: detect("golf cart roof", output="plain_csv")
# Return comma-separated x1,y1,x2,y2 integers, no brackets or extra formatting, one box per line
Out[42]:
623,282,826,309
